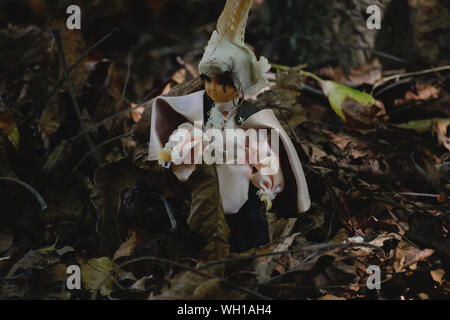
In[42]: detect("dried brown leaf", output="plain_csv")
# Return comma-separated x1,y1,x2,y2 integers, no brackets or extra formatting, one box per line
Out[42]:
113,230,137,261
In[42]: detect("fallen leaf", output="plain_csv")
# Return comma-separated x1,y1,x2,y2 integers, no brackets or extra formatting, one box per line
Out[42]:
394,118,450,151
44,263,68,283
0,103,20,149
113,230,137,260
255,233,299,282
430,269,445,284
39,100,66,136
435,119,450,151
130,276,151,292
149,271,208,300
318,294,346,300
92,155,140,255
394,118,450,133
394,83,441,105
0,25,43,71
43,140,73,172
7,245,60,277
51,19,88,94
130,103,145,123
80,257,117,296
310,145,327,163
117,269,137,282
394,241,434,272
191,278,228,299
187,164,230,263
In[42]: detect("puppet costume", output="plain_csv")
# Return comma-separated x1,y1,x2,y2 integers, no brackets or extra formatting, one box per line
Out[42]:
148,0,310,252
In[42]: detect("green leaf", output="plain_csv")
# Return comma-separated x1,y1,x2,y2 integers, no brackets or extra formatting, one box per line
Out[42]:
321,80,376,121
393,118,450,133
300,70,376,122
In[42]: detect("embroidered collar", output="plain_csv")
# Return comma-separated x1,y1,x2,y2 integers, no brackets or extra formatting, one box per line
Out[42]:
205,101,238,130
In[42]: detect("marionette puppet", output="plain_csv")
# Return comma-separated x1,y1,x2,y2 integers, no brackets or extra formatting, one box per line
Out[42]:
148,0,310,253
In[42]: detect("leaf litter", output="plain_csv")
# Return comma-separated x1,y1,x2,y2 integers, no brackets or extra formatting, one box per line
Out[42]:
0,4,449,300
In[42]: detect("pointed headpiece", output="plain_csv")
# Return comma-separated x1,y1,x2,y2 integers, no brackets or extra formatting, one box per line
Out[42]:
198,0,270,97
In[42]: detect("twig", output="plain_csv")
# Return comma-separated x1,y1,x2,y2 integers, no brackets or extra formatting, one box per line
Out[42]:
373,195,446,222
270,63,292,71
372,78,413,98
70,102,146,142
261,250,324,284
371,65,450,94
327,209,336,241
299,70,324,83
270,62,307,72
122,51,132,103
384,209,420,249
0,177,47,210
150,192,177,231
52,28,100,163
199,242,385,270
114,50,133,114
275,106,303,146
261,104,303,114
71,132,133,174
382,192,441,199
46,28,119,103
91,256,271,300
249,277,392,291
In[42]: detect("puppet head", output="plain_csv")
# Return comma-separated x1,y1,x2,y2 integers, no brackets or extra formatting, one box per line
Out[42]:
201,72,237,103
198,0,271,98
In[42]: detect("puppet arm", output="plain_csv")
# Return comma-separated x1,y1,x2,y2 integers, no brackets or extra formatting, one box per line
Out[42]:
248,137,285,212
158,122,203,181
157,122,194,165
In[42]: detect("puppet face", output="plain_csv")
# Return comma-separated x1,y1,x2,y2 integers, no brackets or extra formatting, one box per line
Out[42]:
202,74,237,103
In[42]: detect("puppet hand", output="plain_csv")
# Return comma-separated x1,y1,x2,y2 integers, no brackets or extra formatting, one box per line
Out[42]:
259,194,272,212
257,190,276,212
157,149,172,164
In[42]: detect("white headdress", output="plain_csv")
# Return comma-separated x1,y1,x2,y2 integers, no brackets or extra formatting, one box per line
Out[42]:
198,0,271,97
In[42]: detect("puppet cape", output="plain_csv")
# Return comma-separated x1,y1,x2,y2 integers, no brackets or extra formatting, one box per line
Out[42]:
148,90,310,214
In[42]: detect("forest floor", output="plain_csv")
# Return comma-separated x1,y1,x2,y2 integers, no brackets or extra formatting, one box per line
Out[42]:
0,6,449,300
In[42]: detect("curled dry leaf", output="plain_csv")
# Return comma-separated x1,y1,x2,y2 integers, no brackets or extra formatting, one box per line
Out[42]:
130,276,151,292
394,241,434,273
430,269,445,284
113,230,137,261
7,246,60,278
394,83,440,105
130,103,145,123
